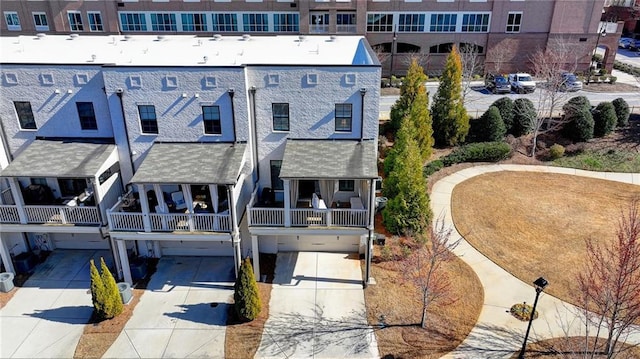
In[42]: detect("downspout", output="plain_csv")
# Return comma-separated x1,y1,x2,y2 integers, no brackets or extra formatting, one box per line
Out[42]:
248,86,260,182
228,88,237,144
359,87,367,141
115,89,134,175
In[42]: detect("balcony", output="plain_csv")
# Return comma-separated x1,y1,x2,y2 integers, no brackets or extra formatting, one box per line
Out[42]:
336,24,357,33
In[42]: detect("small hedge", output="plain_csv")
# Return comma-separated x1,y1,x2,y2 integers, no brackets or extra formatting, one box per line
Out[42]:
510,302,539,322
423,142,511,177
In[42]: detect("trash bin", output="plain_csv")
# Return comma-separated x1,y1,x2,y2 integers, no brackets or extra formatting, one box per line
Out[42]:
375,197,388,212
117,282,132,304
129,258,148,280
14,252,37,274
0,272,15,293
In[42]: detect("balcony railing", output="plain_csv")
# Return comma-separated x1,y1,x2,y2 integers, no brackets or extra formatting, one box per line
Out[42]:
0,205,20,223
0,205,101,225
248,206,368,227
336,24,357,33
310,24,329,33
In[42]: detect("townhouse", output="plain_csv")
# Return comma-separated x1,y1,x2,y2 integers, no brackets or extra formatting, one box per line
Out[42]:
0,0,617,76
0,34,381,285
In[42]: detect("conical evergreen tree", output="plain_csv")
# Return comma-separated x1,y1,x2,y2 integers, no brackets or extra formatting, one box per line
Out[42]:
234,257,261,322
100,257,123,319
89,259,106,319
407,84,434,162
475,106,506,142
383,117,416,198
431,45,469,146
389,58,427,132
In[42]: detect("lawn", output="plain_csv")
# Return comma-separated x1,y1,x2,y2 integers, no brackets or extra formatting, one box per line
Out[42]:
511,337,640,358
553,149,640,172
451,171,640,307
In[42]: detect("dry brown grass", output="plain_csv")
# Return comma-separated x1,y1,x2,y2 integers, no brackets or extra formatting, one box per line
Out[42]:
452,171,640,307
511,337,640,358
73,288,143,358
224,282,272,359
364,234,484,358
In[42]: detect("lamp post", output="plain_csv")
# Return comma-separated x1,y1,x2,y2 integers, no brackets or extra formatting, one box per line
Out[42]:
389,27,397,77
586,23,606,86
518,277,549,359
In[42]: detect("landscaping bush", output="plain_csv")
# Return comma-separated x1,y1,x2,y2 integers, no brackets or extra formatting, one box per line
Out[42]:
612,97,630,127
608,76,617,84
469,106,506,143
423,159,444,177
441,141,511,166
234,257,261,322
592,102,617,137
512,98,536,137
490,97,515,133
549,144,565,160
563,96,594,142
90,258,123,321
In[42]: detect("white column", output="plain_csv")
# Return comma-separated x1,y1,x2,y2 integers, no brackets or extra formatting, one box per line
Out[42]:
153,241,161,258
283,179,291,227
365,178,377,286
251,235,260,280
209,185,219,214
182,184,194,231
137,184,151,232
0,234,15,274
117,239,132,284
227,185,241,276
9,178,27,224
108,235,122,280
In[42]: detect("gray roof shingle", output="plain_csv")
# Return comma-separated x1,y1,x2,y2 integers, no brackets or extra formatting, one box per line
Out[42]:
0,140,116,178
130,143,246,185
279,140,377,179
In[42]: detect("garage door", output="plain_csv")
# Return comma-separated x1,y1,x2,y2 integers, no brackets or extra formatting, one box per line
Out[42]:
277,235,360,252
160,240,234,256
51,233,109,250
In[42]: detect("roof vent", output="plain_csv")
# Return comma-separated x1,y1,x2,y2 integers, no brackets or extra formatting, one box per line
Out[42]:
242,34,251,41
69,33,79,39
36,33,46,39
124,34,132,41
329,35,337,42
157,35,166,41
213,34,222,41
298,35,306,42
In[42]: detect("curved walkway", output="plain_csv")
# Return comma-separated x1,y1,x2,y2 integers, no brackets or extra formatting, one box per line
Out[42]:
431,164,640,359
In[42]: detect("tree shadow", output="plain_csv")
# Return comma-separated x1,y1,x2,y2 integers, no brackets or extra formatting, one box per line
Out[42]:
163,302,229,326
26,305,93,324
452,322,525,358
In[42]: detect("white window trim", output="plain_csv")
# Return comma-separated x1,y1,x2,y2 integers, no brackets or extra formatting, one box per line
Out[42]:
87,11,103,32
32,12,49,31
367,11,492,33
506,11,523,33
67,11,83,32
4,11,21,31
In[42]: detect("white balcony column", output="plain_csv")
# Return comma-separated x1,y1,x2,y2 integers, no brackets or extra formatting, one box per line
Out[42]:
0,234,15,274
153,184,168,230
283,180,291,227
117,239,133,284
137,184,152,232
251,235,260,280
227,185,241,276
209,185,219,214
106,234,122,280
182,184,194,231
365,178,376,286
8,178,27,224
368,178,376,231
152,241,161,258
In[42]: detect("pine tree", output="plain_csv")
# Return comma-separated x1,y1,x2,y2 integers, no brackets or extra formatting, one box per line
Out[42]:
407,84,434,162
612,97,630,127
474,106,506,142
100,257,123,319
490,97,515,134
383,117,416,198
382,118,432,235
89,259,106,319
389,58,428,132
593,102,617,137
512,98,537,137
234,257,261,322
431,45,469,147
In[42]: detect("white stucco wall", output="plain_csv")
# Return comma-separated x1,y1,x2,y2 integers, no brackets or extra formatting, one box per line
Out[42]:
0,65,113,156
246,66,381,191
101,67,250,175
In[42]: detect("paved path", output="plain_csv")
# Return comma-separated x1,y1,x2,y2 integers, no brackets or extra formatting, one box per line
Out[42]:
431,164,640,358
255,252,379,359
103,256,234,359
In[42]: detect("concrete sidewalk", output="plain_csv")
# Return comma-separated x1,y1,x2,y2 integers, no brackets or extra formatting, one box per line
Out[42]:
431,164,640,358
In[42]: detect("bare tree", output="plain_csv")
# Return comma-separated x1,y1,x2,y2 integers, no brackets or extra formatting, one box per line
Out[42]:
577,198,640,359
528,37,588,157
403,215,461,329
488,38,517,75
459,43,482,103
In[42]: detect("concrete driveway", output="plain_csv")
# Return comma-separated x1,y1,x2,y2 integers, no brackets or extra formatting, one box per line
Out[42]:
256,252,379,359
0,249,111,358
103,256,234,358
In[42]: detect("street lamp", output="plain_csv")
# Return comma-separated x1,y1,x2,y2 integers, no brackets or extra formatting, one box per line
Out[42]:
389,27,397,77
518,277,549,359
586,24,607,86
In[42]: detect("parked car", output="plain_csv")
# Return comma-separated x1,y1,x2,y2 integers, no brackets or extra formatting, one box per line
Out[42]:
508,73,536,94
485,74,511,94
560,72,583,91
619,37,633,49
630,39,640,51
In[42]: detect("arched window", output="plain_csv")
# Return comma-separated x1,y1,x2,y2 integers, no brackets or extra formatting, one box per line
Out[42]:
397,42,421,53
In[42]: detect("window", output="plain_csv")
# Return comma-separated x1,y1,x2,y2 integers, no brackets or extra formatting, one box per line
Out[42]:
33,12,49,31
182,13,207,31
202,106,221,135
88,12,104,31
338,180,354,192
462,13,489,32
58,178,87,197
4,12,21,31
31,178,48,186
335,104,352,132
242,13,268,32
138,105,158,134
68,12,84,31
150,13,177,31
430,14,457,32
336,13,356,33
120,13,147,31
398,14,425,32
310,13,329,33
429,42,453,54
367,13,393,32
273,13,299,32
270,160,283,191
212,13,237,31
14,102,36,130
506,12,522,33
76,102,98,130
272,103,289,131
